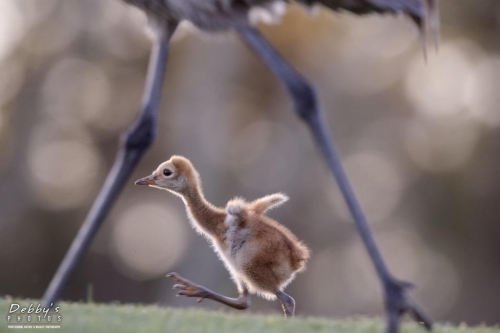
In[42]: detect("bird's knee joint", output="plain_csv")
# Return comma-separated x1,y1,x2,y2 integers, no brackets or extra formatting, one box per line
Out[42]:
235,296,250,310
122,116,156,151
291,82,318,121
242,298,251,310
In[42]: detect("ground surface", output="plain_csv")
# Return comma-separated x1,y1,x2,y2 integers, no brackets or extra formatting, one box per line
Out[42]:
0,298,498,333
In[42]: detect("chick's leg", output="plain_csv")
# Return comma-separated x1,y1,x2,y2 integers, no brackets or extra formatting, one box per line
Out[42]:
276,291,295,317
167,272,250,310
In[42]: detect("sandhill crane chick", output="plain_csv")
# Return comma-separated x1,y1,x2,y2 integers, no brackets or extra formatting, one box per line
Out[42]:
135,156,310,316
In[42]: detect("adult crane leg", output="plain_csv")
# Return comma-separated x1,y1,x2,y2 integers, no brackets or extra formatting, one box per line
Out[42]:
42,18,179,308
237,27,432,333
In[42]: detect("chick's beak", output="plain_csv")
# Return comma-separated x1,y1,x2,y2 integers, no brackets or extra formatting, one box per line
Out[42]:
135,175,156,185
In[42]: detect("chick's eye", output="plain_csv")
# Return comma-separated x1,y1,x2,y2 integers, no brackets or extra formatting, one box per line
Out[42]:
163,169,172,177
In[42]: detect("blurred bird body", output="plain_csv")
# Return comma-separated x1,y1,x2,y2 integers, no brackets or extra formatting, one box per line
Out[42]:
123,0,438,40
136,156,310,313
122,0,286,30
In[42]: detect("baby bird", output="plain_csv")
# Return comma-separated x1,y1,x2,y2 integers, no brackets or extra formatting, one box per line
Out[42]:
135,155,310,316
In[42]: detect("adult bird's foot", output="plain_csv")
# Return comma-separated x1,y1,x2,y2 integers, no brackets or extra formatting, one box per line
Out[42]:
167,272,211,303
385,278,432,333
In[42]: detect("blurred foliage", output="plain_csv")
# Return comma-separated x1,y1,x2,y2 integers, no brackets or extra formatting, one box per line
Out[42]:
0,0,499,326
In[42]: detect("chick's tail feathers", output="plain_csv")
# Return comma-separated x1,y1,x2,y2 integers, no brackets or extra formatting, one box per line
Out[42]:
248,193,289,215
226,197,249,225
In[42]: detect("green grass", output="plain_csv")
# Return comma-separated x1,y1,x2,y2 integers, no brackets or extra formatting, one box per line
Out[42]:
0,297,498,333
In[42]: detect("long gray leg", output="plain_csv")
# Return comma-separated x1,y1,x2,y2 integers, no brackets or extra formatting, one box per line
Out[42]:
237,27,432,333
276,291,295,317
168,272,250,310
42,18,179,308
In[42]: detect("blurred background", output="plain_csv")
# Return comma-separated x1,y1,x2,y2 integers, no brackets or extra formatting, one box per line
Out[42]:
0,0,499,326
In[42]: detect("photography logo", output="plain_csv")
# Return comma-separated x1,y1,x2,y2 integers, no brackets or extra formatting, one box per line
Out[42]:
5,302,62,329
